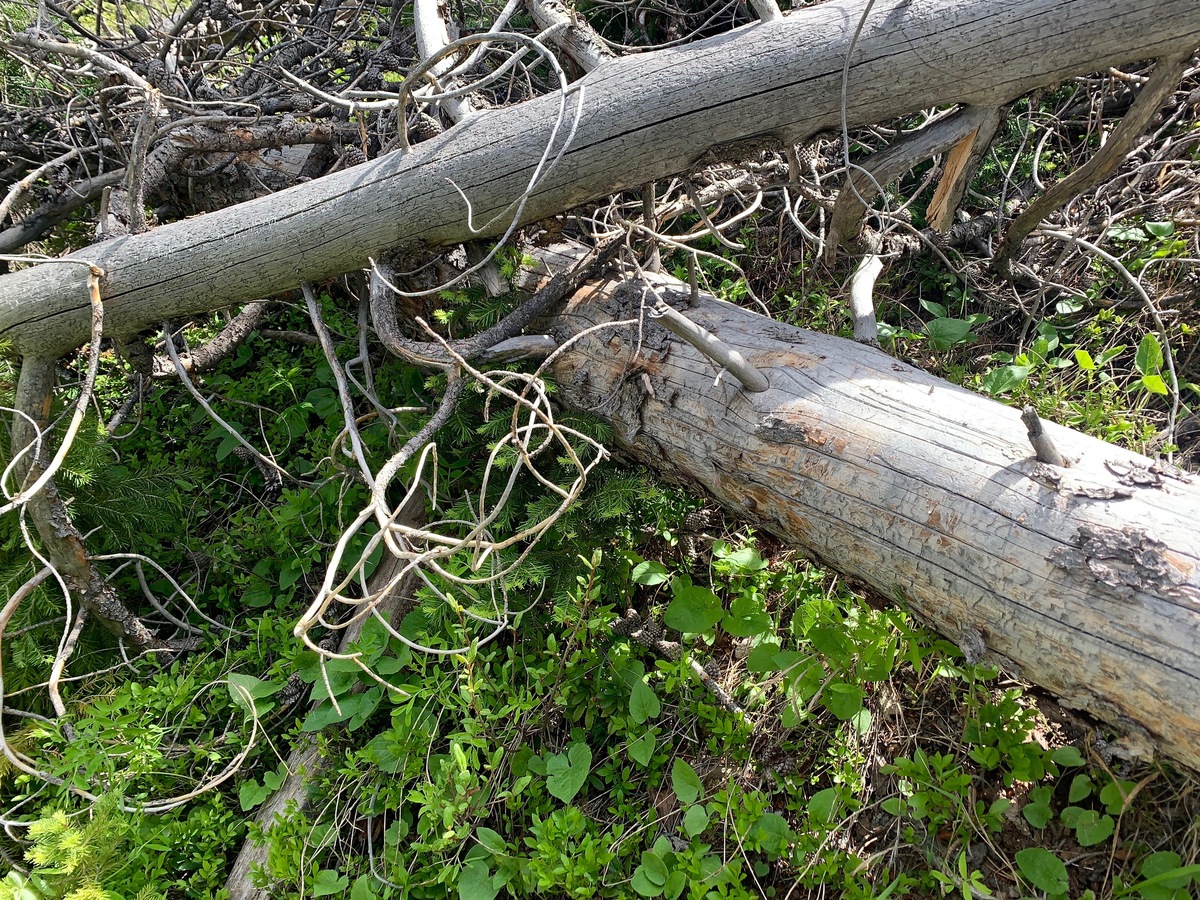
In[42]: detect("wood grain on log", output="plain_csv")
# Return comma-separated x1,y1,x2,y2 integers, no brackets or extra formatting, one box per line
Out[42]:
548,276,1200,769
2,0,1198,355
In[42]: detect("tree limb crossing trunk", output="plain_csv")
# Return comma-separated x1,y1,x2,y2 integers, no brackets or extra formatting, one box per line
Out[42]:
548,277,1200,769
2,0,1198,356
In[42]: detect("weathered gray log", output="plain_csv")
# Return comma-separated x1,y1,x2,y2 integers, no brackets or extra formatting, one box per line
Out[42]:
3,0,1199,355
547,275,1200,769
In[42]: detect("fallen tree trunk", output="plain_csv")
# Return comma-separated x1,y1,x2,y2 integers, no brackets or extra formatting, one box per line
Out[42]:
2,0,1199,355
547,276,1200,769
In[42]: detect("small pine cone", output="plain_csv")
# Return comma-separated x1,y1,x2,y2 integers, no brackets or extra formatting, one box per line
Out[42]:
683,508,714,533
360,67,382,90
145,59,167,85
928,229,951,250
793,144,818,167
232,446,253,462
342,147,366,167
632,627,656,648
703,658,721,680
1145,203,1170,223
680,534,697,560
641,618,664,643
131,23,151,41
409,112,443,143
611,609,642,637
276,673,306,710
659,640,682,661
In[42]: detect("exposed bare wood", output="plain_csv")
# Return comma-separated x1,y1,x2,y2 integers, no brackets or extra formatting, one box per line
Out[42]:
927,106,1005,232
826,106,1001,263
524,0,615,71
847,252,883,344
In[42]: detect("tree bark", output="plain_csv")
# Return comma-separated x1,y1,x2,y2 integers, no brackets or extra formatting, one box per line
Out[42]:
2,0,1198,356
547,275,1200,770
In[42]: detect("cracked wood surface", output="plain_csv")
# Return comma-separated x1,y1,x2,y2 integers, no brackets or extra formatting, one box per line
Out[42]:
549,276,1200,769
2,0,1199,355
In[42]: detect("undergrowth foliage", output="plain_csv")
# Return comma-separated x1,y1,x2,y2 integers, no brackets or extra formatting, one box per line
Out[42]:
2,287,1198,899
1,0,1198,896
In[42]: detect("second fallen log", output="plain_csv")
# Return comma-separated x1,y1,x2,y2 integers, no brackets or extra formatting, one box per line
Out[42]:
548,275,1200,769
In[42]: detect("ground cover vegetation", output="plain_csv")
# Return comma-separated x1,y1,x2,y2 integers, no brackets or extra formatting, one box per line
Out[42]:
1,0,1199,898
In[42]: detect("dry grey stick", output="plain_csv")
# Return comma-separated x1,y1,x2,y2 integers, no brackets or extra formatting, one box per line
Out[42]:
1021,406,1065,466
848,252,883,345
650,299,769,393
995,52,1192,263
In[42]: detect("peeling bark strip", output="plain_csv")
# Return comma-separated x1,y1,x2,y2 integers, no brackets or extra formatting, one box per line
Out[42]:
549,276,1200,769
2,0,1199,355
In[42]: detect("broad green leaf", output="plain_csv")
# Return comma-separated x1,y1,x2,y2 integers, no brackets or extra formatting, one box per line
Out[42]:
632,560,670,585
313,869,349,897
239,779,271,811
475,827,507,855
746,812,793,856
215,428,246,461
639,850,669,886
1140,852,1185,882
746,642,783,674
1135,333,1164,377
227,673,281,718
1015,847,1068,894
1098,345,1127,366
664,578,723,634
808,787,840,824
919,298,948,318
1051,746,1085,767
824,683,865,720
628,731,656,767
1068,774,1093,803
1099,778,1136,815
808,626,851,664
682,805,709,837
305,658,360,699
630,680,661,724
716,545,766,574
630,866,664,897
1140,374,1169,395
301,688,382,732
981,365,1031,395
458,860,501,900
663,871,688,900
925,317,975,350
681,801,705,840
722,595,772,637
671,759,703,805
1070,809,1114,846
1108,223,1148,242
546,742,592,802
1130,854,1200,900
1145,221,1175,238
1073,349,1095,371
351,875,381,900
